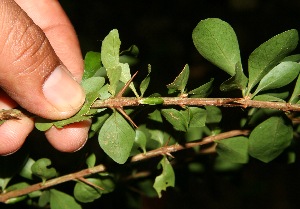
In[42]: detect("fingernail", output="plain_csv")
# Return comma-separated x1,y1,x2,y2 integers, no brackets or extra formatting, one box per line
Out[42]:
43,65,85,113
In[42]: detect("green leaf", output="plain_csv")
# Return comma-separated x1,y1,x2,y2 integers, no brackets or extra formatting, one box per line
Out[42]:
19,158,35,180
153,156,175,198
28,190,42,198
89,111,110,138
253,94,285,102
50,189,81,209
83,51,102,80
81,77,105,94
5,182,29,191
167,64,190,94
119,63,139,97
38,190,50,207
0,177,11,192
120,44,139,57
101,29,139,97
161,108,189,132
101,29,120,69
247,108,281,127
5,182,30,204
220,61,248,92
99,84,112,100
74,178,103,203
149,129,165,146
31,158,57,183
216,136,249,163
252,61,300,97
148,109,163,123
98,177,115,194
107,66,122,96
289,74,300,104
249,116,293,163
188,107,207,128
74,177,114,203
281,54,300,62
140,65,151,97
205,106,222,123
192,18,241,76
119,45,139,66
264,91,290,100
247,29,299,94
188,78,214,98
86,153,96,168
135,129,147,153
35,120,53,131
98,111,135,164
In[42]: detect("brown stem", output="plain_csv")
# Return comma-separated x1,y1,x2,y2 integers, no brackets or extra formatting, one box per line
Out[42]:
91,97,300,112
0,129,249,203
0,97,299,121
0,164,106,203
131,129,250,162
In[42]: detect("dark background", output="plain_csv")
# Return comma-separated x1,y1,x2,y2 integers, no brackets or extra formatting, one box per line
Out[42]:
2,0,300,208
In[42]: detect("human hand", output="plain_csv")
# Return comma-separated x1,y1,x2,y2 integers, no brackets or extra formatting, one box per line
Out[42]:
0,0,90,155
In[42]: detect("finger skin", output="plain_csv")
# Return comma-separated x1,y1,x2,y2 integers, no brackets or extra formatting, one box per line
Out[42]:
0,89,34,155
16,0,90,152
45,120,91,153
0,0,89,154
0,0,85,120
14,0,84,80
0,116,34,155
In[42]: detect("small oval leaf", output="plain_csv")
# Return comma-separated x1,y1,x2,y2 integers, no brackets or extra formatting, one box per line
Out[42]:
74,178,103,203
83,51,102,80
192,18,241,76
249,116,293,163
153,156,175,198
247,29,299,94
252,61,300,97
188,78,214,98
50,189,81,209
98,111,135,164
31,158,57,182
167,64,190,94
161,109,188,132
216,136,249,163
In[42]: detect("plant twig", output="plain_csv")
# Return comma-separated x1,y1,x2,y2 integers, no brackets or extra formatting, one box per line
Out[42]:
92,97,300,112
0,97,299,121
115,71,138,128
0,129,249,203
130,129,250,162
0,164,106,203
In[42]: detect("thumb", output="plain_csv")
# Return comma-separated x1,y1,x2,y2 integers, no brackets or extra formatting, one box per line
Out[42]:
0,1,85,120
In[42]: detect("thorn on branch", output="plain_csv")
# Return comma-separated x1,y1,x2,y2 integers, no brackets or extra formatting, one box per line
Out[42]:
117,107,138,128
116,71,138,98
113,71,139,128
